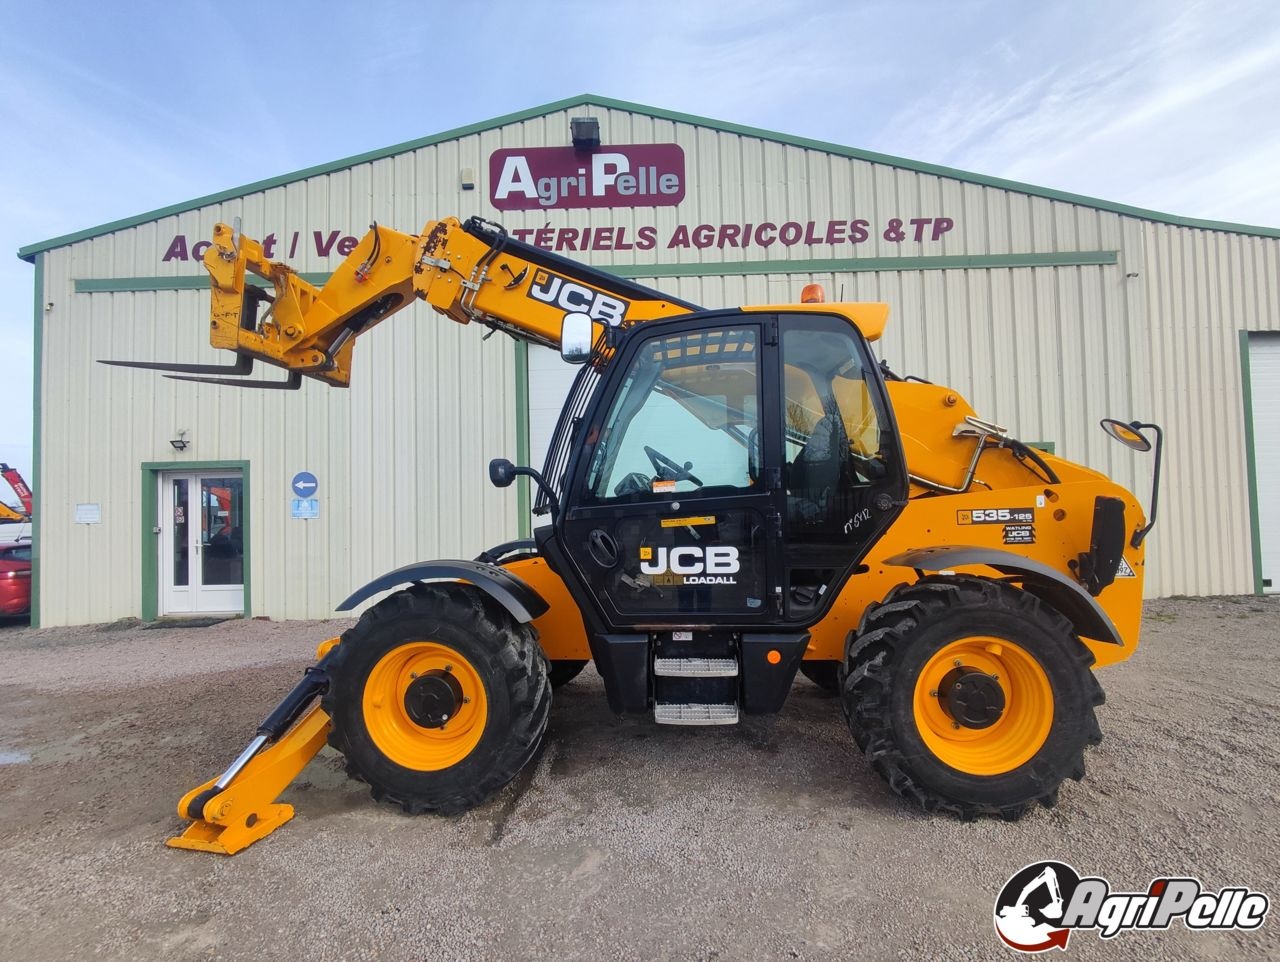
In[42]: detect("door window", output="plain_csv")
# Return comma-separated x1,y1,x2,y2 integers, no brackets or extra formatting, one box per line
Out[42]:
781,321,890,533
172,478,189,587
200,477,244,587
585,327,760,500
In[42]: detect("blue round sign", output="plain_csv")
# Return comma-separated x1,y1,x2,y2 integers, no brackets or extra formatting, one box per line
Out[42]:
291,471,319,498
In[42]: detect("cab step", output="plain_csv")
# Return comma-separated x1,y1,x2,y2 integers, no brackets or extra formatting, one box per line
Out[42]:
654,703,739,726
653,657,739,678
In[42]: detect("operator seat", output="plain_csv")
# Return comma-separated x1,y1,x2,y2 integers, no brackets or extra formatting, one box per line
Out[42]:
788,414,848,522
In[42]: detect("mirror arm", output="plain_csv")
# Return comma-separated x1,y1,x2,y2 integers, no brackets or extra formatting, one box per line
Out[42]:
1130,422,1163,548
488,458,561,520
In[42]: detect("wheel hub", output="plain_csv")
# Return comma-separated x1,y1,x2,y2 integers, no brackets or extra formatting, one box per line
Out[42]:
939,667,1006,729
403,671,464,729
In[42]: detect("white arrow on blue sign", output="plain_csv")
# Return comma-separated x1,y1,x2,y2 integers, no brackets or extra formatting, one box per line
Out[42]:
291,471,319,498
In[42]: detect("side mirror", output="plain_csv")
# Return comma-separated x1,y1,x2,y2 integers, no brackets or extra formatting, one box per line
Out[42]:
489,458,517,488
487,457,562,519
1100,418,1152,452
1099,418,1164,547
560,311,594,364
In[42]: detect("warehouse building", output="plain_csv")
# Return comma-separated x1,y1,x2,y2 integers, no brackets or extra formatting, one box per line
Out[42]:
18,94,1280,626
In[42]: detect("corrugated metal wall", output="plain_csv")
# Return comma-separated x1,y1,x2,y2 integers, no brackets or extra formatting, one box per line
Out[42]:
1139,227,1280,594
35,102,1280,623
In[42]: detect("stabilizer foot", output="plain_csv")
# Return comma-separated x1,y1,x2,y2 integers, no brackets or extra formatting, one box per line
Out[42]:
167,803,295,855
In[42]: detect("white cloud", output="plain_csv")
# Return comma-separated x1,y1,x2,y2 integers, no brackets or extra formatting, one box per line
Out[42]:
872,1,1280,224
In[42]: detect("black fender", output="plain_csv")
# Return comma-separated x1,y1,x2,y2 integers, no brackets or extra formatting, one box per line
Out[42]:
883,546,1123,645
336,559,550,623
473,539,536,565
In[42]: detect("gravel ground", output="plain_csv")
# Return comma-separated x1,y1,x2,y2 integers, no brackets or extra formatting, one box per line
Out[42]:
0,597,1277,961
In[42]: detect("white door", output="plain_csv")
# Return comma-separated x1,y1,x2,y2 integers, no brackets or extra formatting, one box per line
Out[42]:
1249,334,1280,593
159,472,246,614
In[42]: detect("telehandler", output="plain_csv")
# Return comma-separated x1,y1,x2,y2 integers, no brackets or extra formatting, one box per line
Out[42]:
105,215,1161,854
0,463,33,524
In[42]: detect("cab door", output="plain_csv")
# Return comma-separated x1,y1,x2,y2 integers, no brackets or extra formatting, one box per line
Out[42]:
557,319,781,626
775,312,908,622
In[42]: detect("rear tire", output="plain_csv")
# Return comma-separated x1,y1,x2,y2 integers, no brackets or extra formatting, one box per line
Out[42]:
841,575,1104,820
323,582,550,815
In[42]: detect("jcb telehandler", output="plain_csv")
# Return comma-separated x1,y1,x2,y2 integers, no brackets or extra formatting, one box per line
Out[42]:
105,216,1161,854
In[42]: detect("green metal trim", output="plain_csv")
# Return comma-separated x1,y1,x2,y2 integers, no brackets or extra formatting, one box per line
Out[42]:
513,341,531,539
74,272,330,293
140,460,252,620
1025,441,1055,454
619,250,1118,278
29,254,42,628
21,93,1280,261
1239,331,1265,595
73,250,1121,295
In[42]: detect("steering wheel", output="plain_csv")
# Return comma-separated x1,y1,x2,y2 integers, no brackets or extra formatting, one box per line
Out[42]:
848,451,887,481
644,445,703,487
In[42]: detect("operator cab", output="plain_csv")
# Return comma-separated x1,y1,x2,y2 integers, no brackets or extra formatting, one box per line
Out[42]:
543,305,907,627
521,305,908,721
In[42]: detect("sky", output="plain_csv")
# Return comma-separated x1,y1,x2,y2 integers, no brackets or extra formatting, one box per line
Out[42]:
2,0,1278,489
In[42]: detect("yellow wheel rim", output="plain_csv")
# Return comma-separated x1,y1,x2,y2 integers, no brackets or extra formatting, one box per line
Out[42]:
361,641,488,771
912,636,1053,776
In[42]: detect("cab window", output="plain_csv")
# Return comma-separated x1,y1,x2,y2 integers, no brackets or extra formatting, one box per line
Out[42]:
586,327,760,499
782,321,888,528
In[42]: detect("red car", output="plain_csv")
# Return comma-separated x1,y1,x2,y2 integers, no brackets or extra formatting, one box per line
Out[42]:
0,543,31,616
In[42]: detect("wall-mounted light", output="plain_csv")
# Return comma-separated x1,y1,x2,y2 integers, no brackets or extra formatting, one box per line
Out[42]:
571,116,600,150
170,430,189,452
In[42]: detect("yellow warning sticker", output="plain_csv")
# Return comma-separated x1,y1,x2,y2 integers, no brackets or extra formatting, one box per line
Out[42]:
660,515,716,528
639,546,653,560
652,479,677,492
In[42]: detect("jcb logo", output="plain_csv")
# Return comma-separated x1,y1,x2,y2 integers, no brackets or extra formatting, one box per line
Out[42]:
639,545,739,584
527,269,629,326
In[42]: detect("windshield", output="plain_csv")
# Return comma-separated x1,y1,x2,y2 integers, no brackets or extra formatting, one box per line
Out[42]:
586,327,760,499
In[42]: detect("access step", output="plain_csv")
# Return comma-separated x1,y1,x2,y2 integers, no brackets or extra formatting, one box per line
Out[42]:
654,703,740,726
653,657,739,678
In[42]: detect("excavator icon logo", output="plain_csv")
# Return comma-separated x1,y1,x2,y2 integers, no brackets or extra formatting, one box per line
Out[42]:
994,861,1080,952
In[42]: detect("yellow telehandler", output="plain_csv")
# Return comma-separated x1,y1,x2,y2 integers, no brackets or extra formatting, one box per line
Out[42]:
104,216,1161,854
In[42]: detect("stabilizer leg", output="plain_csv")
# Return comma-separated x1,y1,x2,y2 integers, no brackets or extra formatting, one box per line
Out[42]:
167,704,331,855
168,647,339,856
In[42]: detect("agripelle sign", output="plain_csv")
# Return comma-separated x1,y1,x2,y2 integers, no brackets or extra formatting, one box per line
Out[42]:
489,144,687,210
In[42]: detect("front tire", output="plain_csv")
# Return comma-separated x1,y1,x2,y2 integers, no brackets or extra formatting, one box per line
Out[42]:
323,582,550,814
841,575,1104,820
